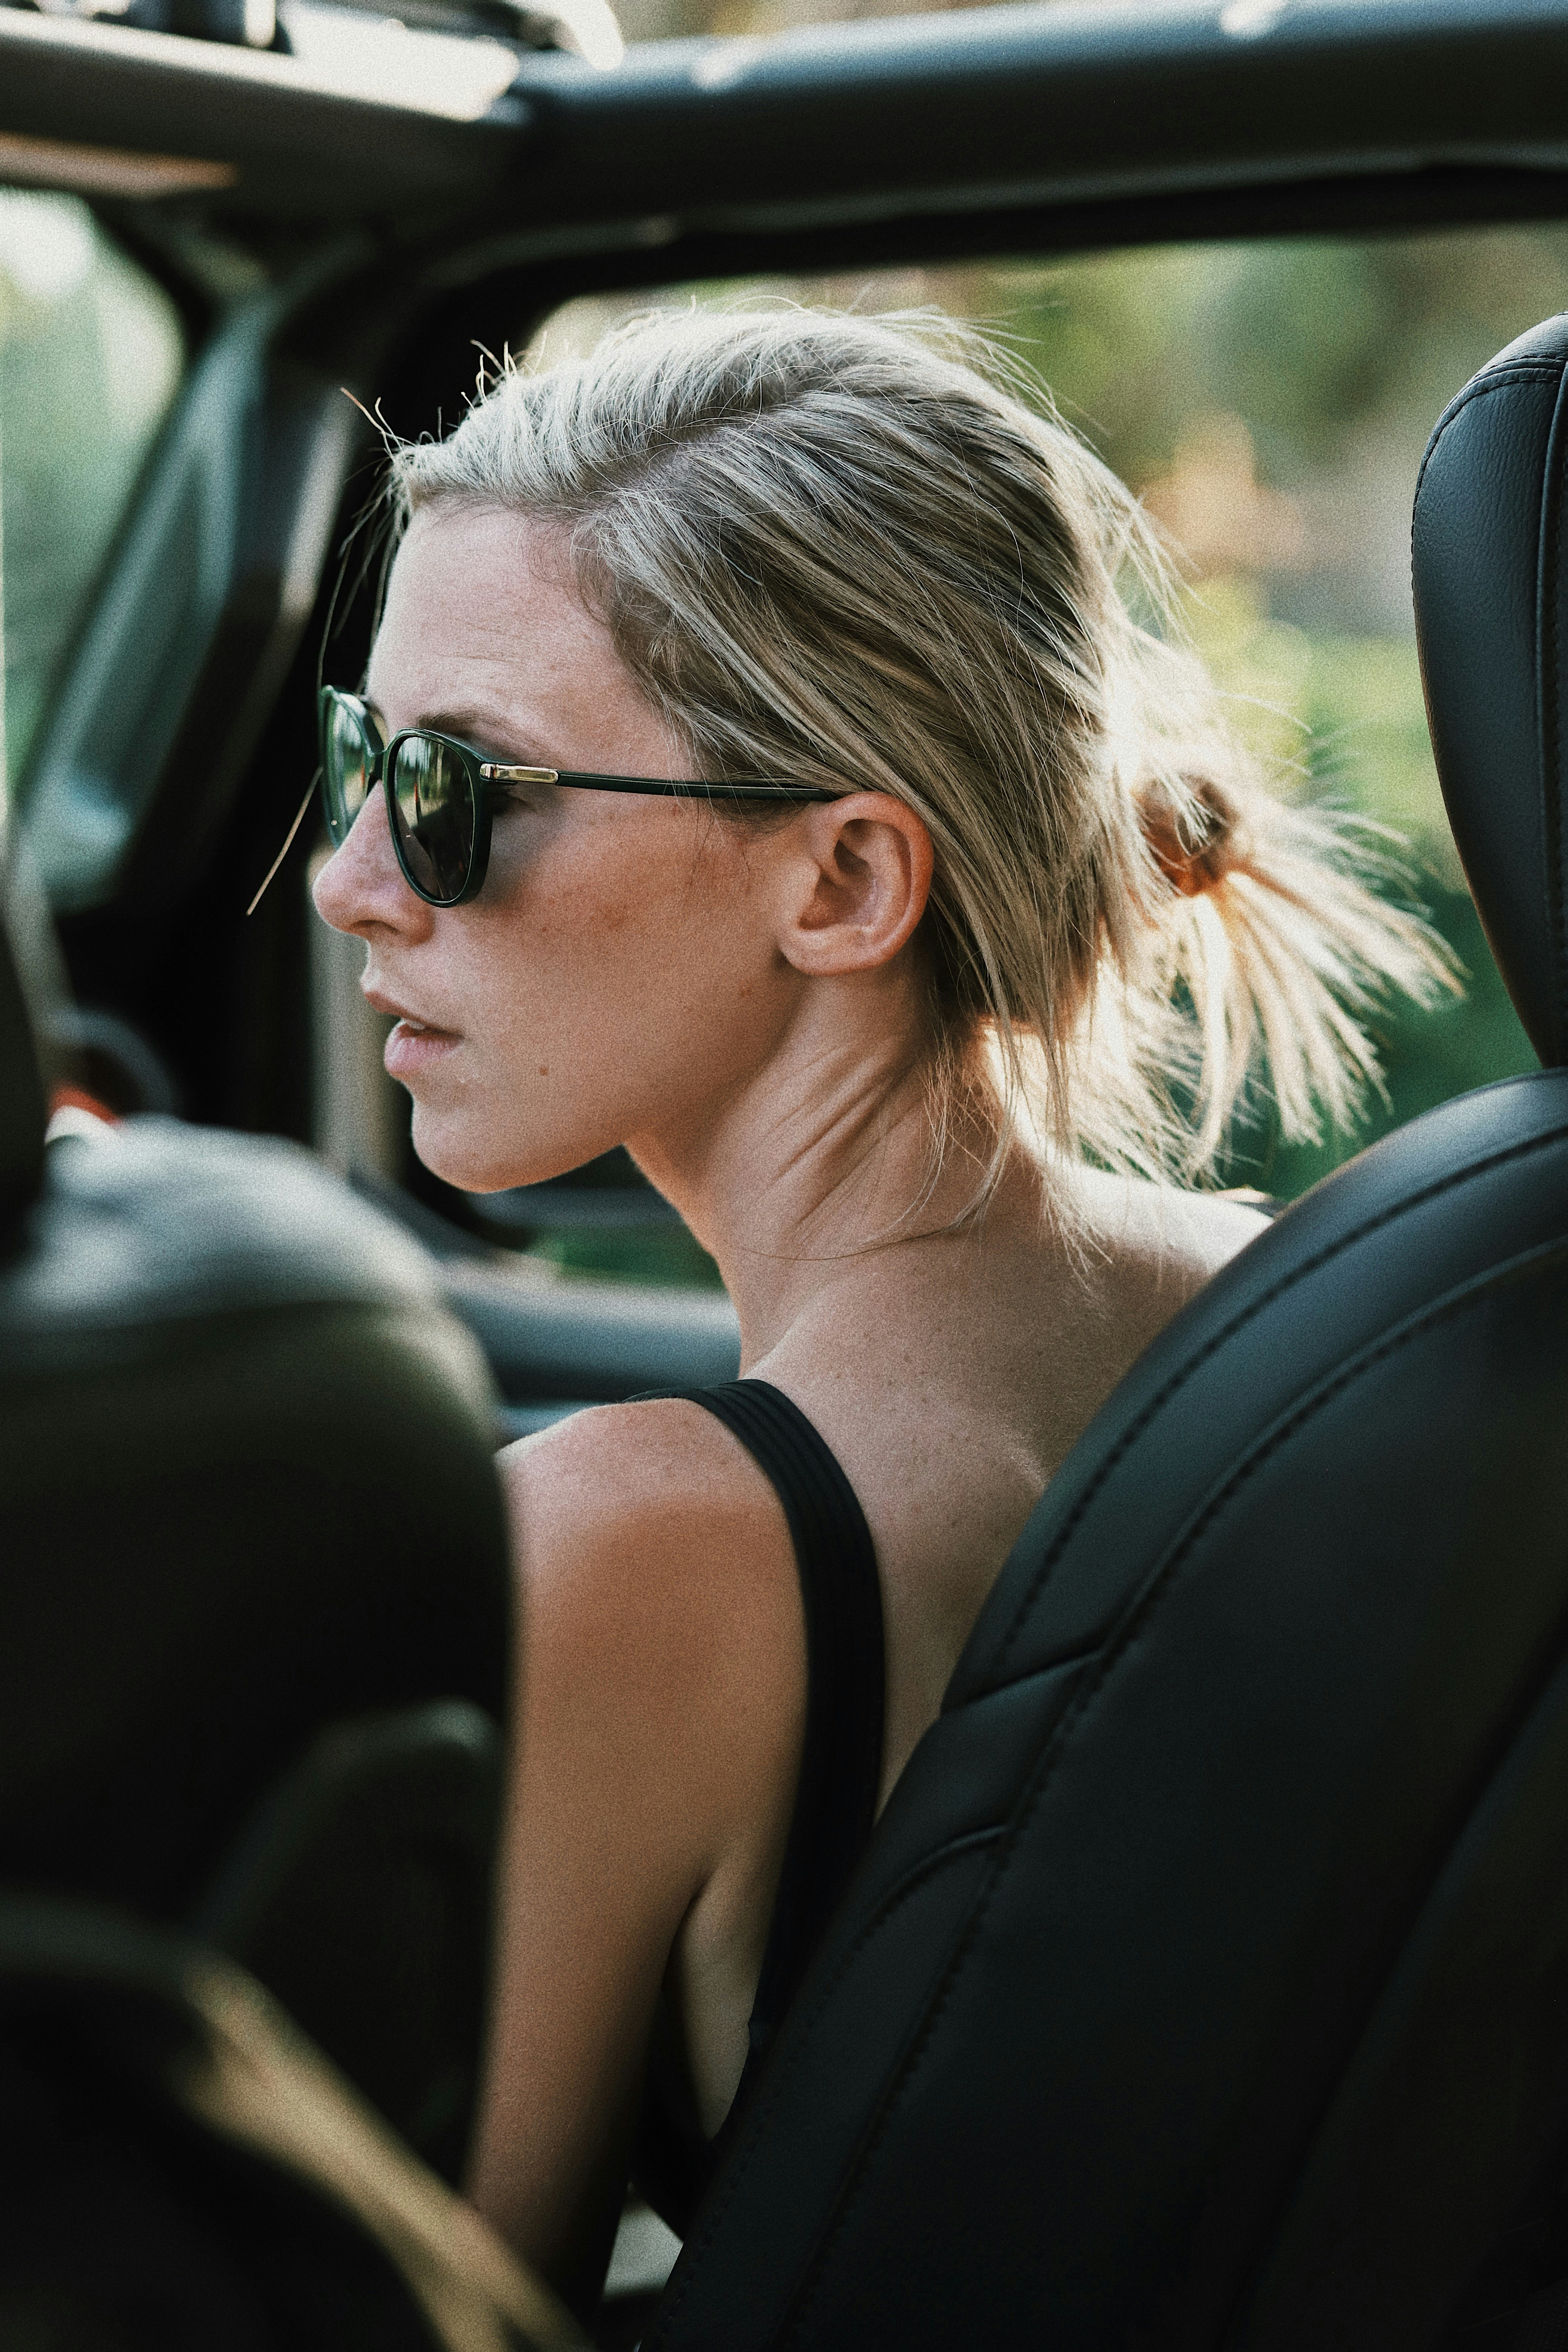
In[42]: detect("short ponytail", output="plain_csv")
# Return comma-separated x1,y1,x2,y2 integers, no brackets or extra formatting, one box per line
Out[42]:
391,306,1452,1204
1126,758,1447,1172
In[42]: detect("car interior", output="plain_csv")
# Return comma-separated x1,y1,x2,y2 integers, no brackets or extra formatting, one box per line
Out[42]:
6,0,1568,2342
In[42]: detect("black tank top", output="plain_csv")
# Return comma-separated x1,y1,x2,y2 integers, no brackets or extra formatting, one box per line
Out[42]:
629,1379,885,2236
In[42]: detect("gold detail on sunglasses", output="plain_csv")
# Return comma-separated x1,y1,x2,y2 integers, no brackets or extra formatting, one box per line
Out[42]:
479,762,559,784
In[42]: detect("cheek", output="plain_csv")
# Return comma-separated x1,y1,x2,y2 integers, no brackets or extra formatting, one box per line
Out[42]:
413,818,770,1178
472,861,672,1027
488,813,747,1008
451,818,771,1091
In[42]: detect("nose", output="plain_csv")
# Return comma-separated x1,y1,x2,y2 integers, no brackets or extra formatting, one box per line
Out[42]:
312,782,433,942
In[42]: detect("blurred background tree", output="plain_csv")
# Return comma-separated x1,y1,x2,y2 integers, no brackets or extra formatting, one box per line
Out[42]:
3,168,1565,1276
614,0,1009,49
533,221,1568,1232
0,190,181,790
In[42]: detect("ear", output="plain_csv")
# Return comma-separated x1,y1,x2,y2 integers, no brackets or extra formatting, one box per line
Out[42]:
778,793,935,977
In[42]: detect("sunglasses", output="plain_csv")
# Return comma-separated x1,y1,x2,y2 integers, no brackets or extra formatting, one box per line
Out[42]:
318,685,835,908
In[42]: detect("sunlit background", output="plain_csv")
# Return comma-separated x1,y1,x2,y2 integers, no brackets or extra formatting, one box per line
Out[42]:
530,226,1566,1248
2,176,1565,1279
0,191,181,785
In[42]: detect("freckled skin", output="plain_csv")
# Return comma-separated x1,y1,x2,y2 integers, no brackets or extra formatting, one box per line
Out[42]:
315,505,808,1200
312,502,1268,2306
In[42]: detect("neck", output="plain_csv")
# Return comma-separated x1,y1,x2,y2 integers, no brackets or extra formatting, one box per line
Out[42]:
626,983,1005,1366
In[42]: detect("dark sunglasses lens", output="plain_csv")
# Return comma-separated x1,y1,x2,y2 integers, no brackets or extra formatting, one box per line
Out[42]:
322,696,374,845
389,735,474,903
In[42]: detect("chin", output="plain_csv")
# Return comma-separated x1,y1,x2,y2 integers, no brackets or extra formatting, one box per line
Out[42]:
408,1105,519,1195
408,1101,606,1197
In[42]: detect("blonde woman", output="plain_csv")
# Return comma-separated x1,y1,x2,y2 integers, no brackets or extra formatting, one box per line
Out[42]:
311,309,1442,2313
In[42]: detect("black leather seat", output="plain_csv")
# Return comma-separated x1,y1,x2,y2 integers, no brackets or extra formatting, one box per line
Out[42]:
0,1884,578,2352
642,317,1568,2352
0,845,512,2187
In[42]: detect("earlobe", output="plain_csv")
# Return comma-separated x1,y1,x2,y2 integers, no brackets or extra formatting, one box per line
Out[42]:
781,793,934,978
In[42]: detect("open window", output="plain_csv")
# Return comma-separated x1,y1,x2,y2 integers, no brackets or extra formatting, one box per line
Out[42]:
0,190,183,796
522,224,1554,1218
322,222,1558,1295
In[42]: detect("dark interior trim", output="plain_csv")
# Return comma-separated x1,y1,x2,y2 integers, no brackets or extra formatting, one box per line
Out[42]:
398,165,1568,403
5,0,1568,255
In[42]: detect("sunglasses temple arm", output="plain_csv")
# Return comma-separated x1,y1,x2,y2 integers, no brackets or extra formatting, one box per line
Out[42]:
551,776,835,802
246,770,322,918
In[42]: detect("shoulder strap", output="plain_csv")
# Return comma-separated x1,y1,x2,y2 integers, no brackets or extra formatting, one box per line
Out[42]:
643,1378,886,2064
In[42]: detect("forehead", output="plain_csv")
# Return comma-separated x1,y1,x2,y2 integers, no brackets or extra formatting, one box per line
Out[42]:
367,504,608,724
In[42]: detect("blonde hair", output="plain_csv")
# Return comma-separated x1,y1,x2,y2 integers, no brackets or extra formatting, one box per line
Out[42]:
389,306,1448,1200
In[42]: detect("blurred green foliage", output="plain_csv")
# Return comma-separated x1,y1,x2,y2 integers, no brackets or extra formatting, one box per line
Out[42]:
0,191,182,792
986,229,1568,1196
539,223,1567,1278
528,1224,726,1287
1026,230,1568,1195
2,196,1560,1286
1186,594,1539,1194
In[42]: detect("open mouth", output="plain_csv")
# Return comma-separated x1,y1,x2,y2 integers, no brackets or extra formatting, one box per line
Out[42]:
384,1017,461,1078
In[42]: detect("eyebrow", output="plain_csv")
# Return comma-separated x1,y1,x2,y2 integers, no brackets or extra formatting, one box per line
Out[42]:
409,707,545,760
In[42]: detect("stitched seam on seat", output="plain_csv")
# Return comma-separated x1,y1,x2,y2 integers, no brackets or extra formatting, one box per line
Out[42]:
1412,364,1563,516
1543,366,1568,1057
648,1661,1076,2334
1412,362,1564,1070
1219,1568,1568,2349
972,1110,1568,1695
640,1829,1006,2350
780,1237,1568,2349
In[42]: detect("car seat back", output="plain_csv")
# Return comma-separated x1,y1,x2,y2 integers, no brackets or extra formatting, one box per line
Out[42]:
0,849,51,1224
0,838,512,2179
643,320,1568,2352
1411,311,1568,1066
0,1886,581,2350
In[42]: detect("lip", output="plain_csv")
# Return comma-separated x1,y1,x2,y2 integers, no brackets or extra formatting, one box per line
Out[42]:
363,986,462,1081
363,985,454,1030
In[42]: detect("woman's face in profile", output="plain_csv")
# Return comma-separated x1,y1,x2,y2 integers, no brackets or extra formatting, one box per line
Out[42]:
312,504,801,1195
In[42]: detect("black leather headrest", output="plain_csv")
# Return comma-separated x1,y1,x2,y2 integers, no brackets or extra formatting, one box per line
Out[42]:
1413,314,1568,1070
0,839,51,1224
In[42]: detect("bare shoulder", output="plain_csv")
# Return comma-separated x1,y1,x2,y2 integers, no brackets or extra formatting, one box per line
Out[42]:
495,1397,803,1727
1040,1171,1271,1411
473,1398,806,2281
1076,1169,1271,1298
499,1395,787,1566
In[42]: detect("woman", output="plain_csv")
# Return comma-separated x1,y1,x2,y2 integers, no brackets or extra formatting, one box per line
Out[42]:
312,308,1444,2310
